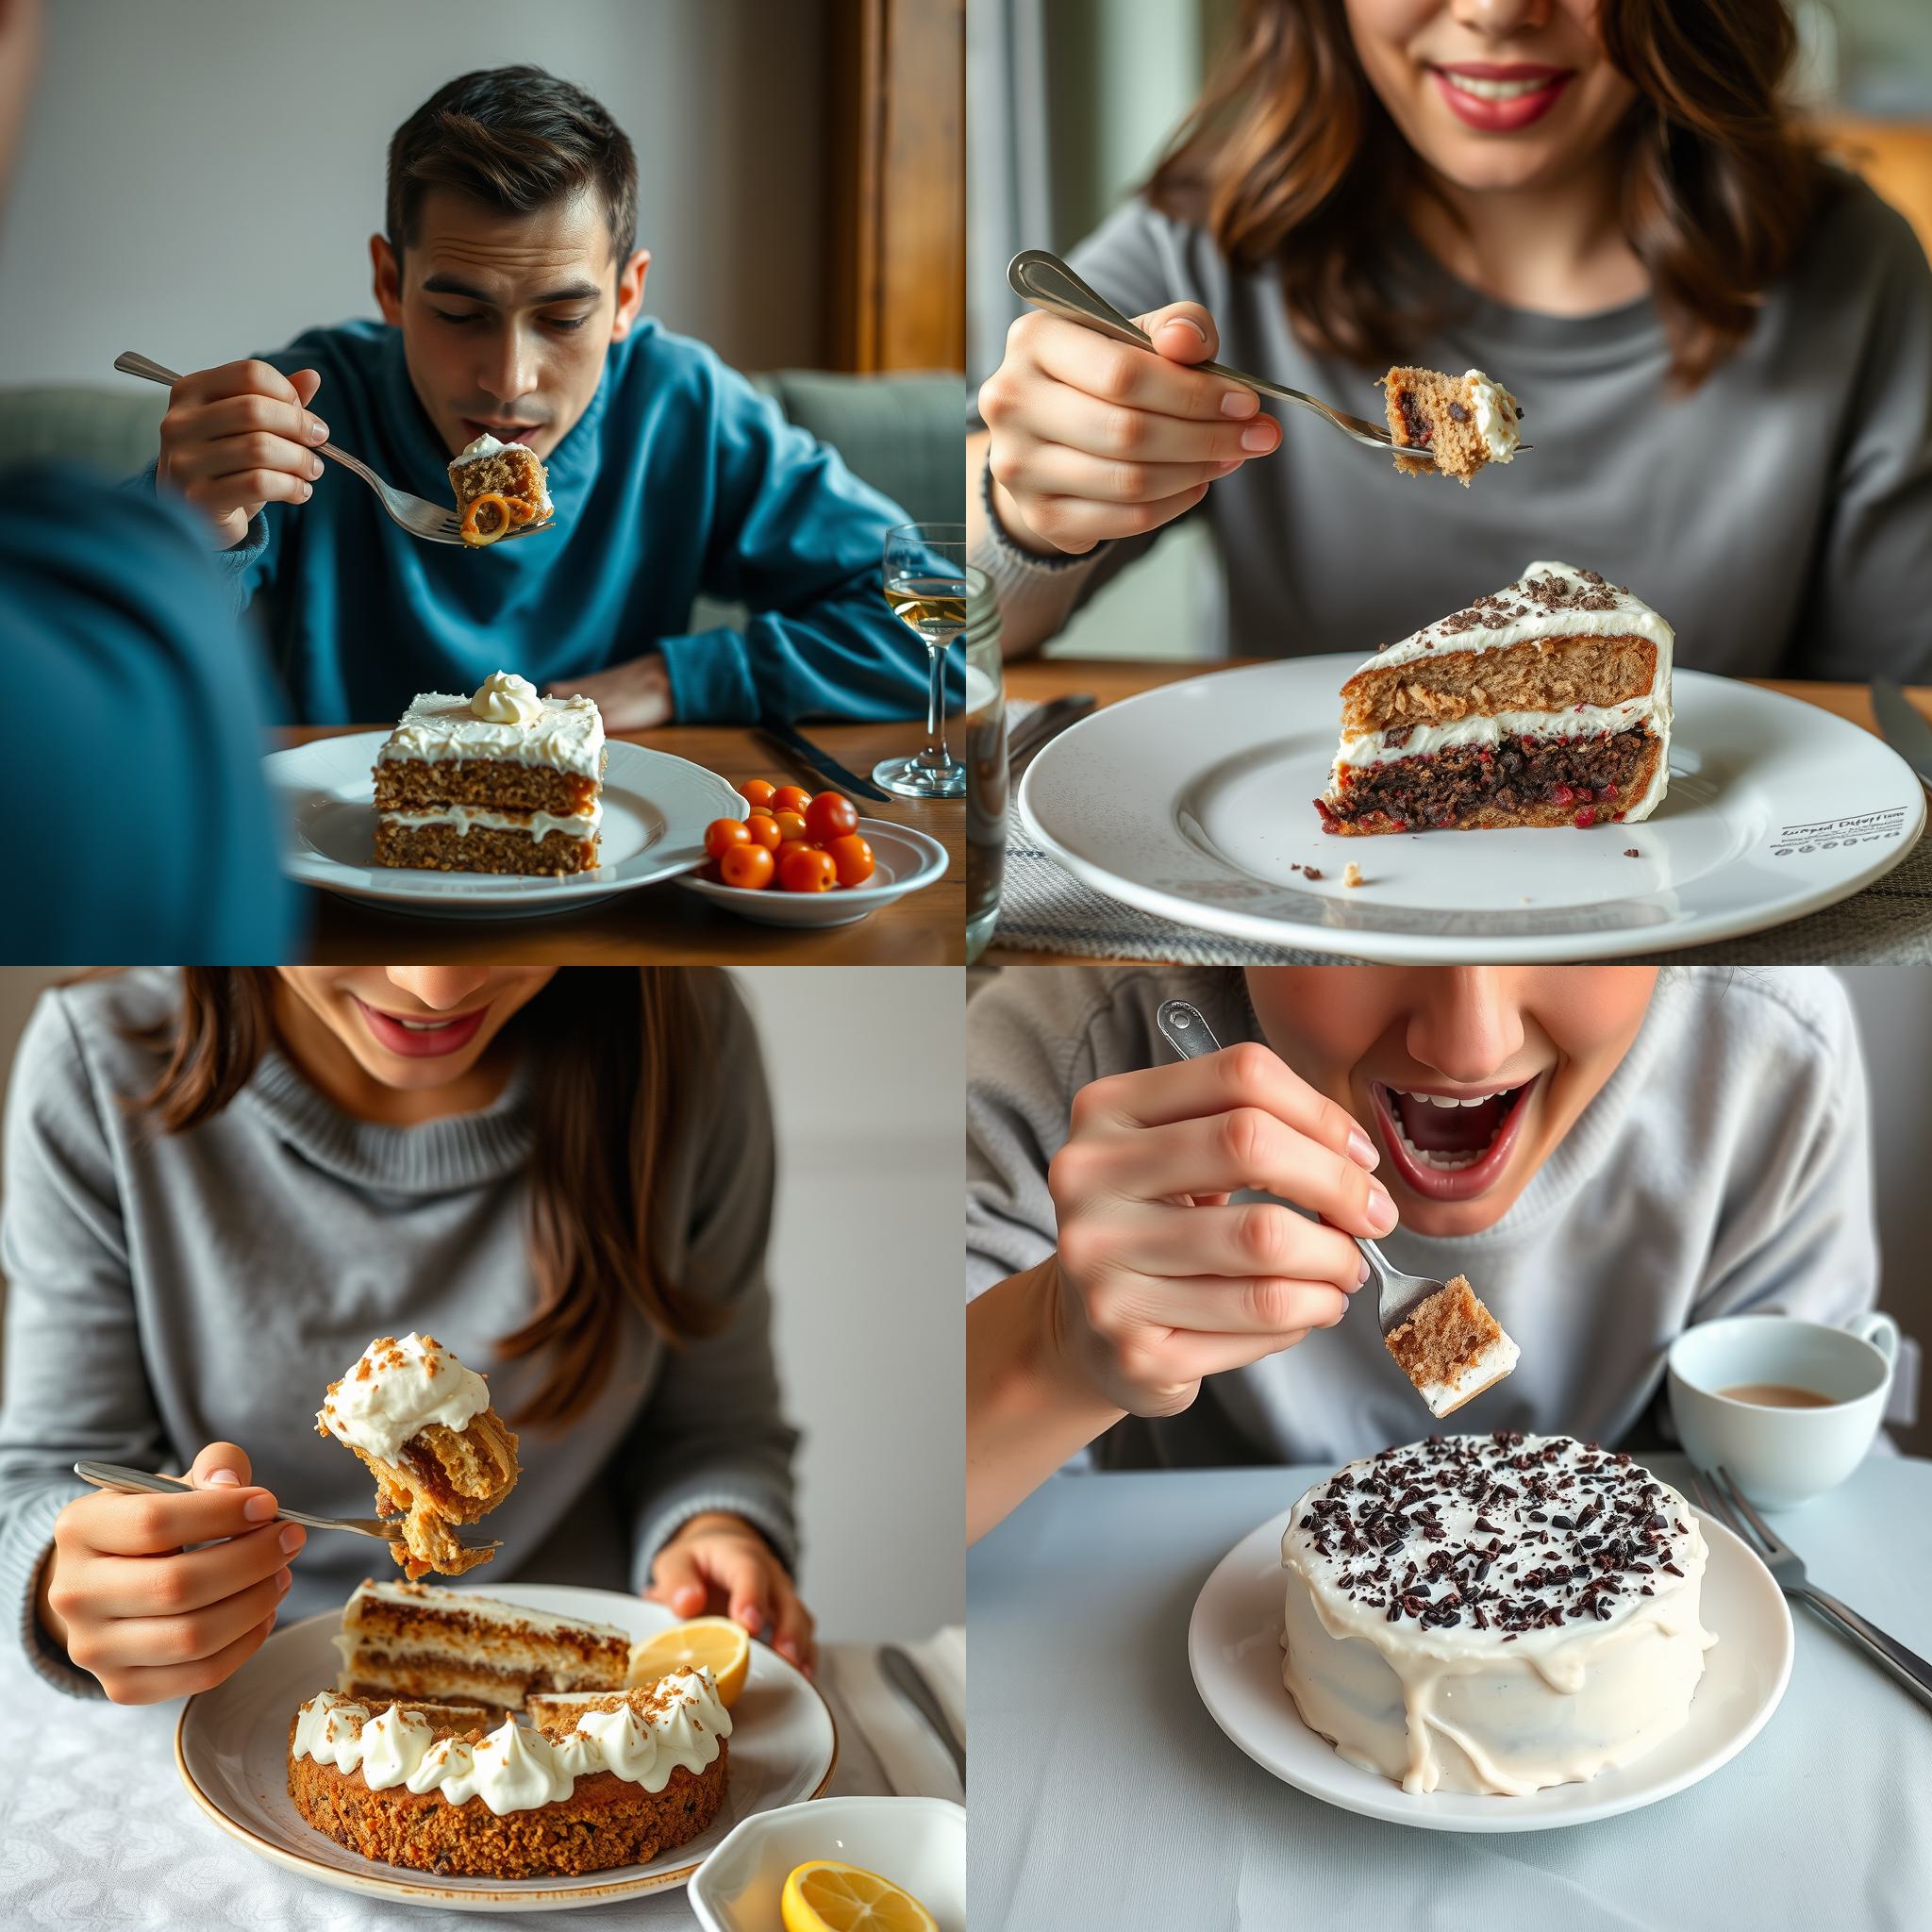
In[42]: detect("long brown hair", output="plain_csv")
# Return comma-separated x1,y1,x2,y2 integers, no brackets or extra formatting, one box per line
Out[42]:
132,969,728,1429
1144,0,1826,388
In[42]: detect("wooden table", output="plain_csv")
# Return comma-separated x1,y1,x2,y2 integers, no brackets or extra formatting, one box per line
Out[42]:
284,722,963,963
989,658,1932,967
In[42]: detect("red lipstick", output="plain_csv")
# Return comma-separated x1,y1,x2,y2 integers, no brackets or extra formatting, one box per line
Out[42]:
354,998,491,1059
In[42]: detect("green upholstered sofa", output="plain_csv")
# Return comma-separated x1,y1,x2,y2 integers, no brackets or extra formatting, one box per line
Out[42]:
0,368,966,527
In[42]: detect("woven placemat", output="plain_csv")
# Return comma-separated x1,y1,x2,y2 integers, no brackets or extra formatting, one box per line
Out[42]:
993,706,1932,965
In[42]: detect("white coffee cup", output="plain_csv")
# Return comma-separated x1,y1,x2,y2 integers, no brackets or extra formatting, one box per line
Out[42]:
1667,1311,1900,1508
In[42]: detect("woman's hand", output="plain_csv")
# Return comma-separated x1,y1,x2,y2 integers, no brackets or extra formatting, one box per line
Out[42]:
36,1442,305,1704
647,1511,816,1676
1044,1041,1394,1419
976,302,1281,558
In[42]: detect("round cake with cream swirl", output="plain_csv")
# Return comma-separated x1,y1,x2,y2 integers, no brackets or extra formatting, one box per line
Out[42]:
1280,1431,1716,1795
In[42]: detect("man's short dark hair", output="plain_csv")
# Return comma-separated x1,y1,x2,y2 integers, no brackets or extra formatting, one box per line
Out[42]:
386,65,638,265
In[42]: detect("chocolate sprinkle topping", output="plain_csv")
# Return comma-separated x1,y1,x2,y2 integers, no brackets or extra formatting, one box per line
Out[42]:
1289,1431,1696,1634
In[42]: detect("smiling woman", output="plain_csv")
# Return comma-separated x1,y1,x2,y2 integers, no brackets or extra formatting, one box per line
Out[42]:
965,964,1883,1543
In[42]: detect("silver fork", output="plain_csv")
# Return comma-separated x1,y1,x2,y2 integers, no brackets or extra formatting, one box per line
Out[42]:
1152,998,1441,1338
1009,249,1535,467
75,1459,504,1557
1691,1463,1932,1712
113,351,551,546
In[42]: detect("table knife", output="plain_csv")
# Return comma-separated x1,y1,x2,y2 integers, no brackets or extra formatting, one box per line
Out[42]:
879,1642,965,1785
1008,693,1095,783
1872,677,1932,790
756,718,890,801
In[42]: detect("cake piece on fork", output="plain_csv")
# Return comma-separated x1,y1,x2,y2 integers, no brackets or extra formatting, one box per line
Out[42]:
317,1333,520,1577
1383,1275,1520,1417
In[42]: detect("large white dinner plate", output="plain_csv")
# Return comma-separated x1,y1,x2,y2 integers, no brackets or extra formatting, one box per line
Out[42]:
1019,659,1924,960
265,732,745,918
1188,1504,1791,1834
175,1584,837,1911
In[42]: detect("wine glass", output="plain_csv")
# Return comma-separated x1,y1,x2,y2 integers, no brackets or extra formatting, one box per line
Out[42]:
874,524,975,800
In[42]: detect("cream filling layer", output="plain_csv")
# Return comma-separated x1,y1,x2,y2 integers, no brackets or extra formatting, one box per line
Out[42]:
293,1669,730,1817
380,803,603,841
1416,1333,1521,1418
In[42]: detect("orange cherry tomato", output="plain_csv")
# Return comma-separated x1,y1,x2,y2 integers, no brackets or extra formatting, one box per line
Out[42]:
775,837,816,862
824,833,875,887
772,785,813,816
804,791,858,842
741,779,777,810
772,809,809,842
742,813,783,852
704,817,751,860
720,842,776,891
777,846,839,893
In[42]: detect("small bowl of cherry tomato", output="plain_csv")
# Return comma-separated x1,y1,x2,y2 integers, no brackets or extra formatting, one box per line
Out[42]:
679,780,948,928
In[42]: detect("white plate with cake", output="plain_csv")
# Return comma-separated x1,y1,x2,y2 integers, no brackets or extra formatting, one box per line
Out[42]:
1019,562,1924,960
176,1580,836,1910
266,675,745,917
1187,1434,1793,1833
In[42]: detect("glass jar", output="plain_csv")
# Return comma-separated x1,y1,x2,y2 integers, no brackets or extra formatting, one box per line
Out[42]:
963,578,1006,964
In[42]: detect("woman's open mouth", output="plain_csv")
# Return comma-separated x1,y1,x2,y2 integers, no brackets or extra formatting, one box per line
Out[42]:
1368,1074,1541,1202
354,997,491,1059
1427,62,1573,133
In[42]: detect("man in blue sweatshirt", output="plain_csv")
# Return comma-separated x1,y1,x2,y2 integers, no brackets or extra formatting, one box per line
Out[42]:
149,63,934,729
0,0,297,961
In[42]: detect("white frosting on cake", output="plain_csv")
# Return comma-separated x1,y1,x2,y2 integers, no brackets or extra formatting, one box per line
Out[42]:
1464,371,1521,462
338,1578,633,1645
378,686,602,778
1414,1331,1521,1418
449,435,553,516
379,802,603,842
317,1333,491,1465
292,1669,730,1817
1280,1433,1716,1795
453,433,510,466
1328,563,1674,825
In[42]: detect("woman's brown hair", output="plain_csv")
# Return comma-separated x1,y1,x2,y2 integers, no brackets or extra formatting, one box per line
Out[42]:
132,969,726,1430
1144,0,1825,388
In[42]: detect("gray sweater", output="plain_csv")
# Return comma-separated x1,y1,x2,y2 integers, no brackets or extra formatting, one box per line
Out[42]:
968,966,1882,1469
0,970,798,1695
977,177,1932,677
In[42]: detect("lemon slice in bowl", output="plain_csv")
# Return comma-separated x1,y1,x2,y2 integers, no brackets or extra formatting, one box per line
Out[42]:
781,1861,938,1932
628,1617,752,1707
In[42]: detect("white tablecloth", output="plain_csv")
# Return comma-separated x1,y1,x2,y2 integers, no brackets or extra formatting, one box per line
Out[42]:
0,1632,963,1929
969,1458,1932,1931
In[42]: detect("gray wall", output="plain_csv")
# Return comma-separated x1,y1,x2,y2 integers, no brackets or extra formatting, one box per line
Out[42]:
0,0,832,386
0,967,962,1641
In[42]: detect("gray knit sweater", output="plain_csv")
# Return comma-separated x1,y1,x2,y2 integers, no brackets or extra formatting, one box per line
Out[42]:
968,966,1884,1470
0,969,798,1695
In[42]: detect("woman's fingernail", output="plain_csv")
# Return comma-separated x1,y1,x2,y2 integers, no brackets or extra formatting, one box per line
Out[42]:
275,1567,292,1594
1347,1127,1380,1170
1240,423,1274,452
243,1492,276,1521
1220,388,1258,418
1368,1183,1398,1234
206,1469,241,1487
308,416,328,441
1357,1251,1372,1288
1159,315,1207,344
297,481,312,499
278,1523,305,1555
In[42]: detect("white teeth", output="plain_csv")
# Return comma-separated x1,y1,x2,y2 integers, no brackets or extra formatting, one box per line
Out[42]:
394,1017,455,1031
1442,71,1551,101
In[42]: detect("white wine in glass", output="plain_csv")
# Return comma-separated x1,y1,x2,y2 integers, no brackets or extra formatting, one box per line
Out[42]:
874,524,973,801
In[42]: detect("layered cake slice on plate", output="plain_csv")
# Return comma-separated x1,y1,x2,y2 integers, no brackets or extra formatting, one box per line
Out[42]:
1317,561,1674,835
372,672,606,875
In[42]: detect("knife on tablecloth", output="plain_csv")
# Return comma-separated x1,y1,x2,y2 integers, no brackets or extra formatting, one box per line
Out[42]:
756,717,890,801
879,1642,965,1785
1872,677,1932,791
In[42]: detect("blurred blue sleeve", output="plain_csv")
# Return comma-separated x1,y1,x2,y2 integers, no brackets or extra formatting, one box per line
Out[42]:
1,464,302,961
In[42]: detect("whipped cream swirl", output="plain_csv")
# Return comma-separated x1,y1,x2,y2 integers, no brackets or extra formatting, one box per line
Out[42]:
470,670,544,727
316,1332,491,1464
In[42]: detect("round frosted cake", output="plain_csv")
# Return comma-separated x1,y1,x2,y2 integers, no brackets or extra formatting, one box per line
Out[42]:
1280,1431,1716,1795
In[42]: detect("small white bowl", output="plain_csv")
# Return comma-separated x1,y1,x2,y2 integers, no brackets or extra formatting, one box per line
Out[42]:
678,817,948,926
688,1794,965,1932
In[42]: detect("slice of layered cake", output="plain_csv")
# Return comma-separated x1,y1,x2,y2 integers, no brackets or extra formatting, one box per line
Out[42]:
449,432,554,547
1317,561,1674,836
1381,366,1522,483
335,1578,633,1718
373,672,606,875
318,1334,520,1578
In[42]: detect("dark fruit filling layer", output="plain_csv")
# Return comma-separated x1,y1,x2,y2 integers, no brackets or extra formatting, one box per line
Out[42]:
1317,725,1651,832
1394,389,1432,446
